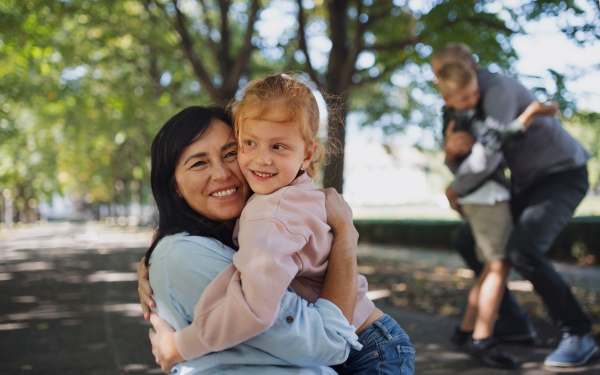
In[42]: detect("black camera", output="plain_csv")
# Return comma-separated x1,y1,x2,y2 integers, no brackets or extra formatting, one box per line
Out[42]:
442,107,477,134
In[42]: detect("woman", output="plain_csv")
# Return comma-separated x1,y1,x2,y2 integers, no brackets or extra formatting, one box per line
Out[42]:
138,105,362,374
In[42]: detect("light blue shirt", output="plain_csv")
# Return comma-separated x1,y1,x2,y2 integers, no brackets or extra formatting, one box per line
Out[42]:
149,233,360,375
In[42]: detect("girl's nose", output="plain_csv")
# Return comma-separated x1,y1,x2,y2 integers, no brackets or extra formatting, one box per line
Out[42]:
256,148,272,166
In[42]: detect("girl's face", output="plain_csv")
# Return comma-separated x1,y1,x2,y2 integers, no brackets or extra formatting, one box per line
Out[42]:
237,107,316,195
174,120,251,223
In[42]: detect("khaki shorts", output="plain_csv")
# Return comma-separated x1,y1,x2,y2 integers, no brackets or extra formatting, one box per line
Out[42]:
461,201,513,263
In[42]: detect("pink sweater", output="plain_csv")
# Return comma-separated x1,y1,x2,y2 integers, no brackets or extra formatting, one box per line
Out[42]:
174,173,374,360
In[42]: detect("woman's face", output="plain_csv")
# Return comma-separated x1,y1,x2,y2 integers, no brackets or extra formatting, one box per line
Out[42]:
174,120,251,223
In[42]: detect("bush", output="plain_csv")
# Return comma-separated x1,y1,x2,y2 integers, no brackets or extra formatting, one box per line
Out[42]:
354,216,600,263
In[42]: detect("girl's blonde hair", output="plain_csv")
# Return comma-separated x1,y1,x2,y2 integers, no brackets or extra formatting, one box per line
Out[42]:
229,73,325,179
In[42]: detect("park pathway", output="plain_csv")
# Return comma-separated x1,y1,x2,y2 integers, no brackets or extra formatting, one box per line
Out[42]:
0,222,598,374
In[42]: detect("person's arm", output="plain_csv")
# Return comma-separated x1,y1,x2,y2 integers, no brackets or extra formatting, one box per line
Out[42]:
149,229,360,371
150,291,360,372
244,188,361,366
137,257,154,321
515,100,559,130
158,191,360,365
318,187,358,324
476,99,559,152
173,218,305,361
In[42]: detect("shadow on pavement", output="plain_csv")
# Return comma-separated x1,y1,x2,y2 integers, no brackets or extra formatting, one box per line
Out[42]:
1,222,598,374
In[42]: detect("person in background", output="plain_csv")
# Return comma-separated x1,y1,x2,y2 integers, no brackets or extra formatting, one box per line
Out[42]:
437,60,557,369
432,42,598,368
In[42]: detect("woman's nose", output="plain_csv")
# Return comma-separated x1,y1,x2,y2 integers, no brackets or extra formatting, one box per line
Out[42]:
211,161,231,181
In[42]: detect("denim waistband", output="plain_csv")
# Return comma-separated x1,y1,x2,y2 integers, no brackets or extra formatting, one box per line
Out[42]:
358,314,405,344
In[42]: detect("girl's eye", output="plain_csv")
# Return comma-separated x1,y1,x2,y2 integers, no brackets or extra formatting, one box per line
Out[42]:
273,144,286,150
245,140,255,146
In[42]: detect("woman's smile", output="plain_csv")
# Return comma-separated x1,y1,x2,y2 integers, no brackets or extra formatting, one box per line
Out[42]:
210,186,239,198
174,120,251,222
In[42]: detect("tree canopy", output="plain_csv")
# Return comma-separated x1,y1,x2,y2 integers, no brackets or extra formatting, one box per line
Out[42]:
1,0,598,219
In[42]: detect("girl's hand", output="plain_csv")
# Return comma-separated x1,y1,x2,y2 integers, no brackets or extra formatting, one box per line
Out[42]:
149,313,184,373
137,258,155,321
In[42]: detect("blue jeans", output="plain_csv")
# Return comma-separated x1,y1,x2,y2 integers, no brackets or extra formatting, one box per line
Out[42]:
332,314,415,375
455,165,592,334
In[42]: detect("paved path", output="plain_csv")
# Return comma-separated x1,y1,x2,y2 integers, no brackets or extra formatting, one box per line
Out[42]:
0,222,598,374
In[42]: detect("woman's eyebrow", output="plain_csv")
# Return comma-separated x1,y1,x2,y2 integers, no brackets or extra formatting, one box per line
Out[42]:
222,141,237,150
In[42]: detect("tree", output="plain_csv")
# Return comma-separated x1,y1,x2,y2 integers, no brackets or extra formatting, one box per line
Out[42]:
288,0,600,192
1,0,599,219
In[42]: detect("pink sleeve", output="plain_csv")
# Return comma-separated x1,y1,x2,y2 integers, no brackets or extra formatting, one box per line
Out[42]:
174,218,306,360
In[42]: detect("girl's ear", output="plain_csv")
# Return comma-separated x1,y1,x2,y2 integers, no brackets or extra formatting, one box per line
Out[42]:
303,143,318,167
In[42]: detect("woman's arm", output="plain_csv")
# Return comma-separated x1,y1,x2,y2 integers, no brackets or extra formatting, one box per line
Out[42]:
148,231,359,371
318,187,358,324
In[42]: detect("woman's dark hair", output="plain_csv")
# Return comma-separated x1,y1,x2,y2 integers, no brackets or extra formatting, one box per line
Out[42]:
144,106,237,266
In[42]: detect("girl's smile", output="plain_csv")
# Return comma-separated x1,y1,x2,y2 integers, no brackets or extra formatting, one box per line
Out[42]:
237,107,315,195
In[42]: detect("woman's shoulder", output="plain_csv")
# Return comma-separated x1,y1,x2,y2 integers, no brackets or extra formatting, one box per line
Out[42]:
156,232,235,261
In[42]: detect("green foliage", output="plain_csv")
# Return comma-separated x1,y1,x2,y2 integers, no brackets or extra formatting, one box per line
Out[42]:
563,112,600,190
1,0,599,212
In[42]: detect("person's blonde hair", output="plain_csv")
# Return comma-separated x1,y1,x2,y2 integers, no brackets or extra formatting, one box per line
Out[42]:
433,42,478,73
436,61,477,96
229,73,325,179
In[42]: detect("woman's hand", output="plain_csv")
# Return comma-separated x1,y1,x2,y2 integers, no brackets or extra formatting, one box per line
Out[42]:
321,187,359,251
149,313,184,373
320,188,358,324
137,258,155,321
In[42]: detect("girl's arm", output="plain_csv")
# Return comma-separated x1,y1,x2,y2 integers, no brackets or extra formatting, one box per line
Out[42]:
147,234,359,372
158,190,360,365
174,220,305,360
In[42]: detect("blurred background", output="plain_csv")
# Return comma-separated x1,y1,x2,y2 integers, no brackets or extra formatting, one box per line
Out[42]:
1,0,599,229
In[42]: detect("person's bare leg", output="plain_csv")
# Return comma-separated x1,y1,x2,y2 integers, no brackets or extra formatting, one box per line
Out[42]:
473,259,511,339
460,265,489,333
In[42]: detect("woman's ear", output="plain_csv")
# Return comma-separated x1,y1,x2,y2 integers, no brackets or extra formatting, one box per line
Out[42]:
174,184,182,199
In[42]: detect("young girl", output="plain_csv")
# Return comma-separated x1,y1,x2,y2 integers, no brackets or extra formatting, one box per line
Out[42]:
154,74,415,374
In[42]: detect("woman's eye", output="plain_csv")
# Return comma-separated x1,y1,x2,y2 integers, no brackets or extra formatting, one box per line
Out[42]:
191,161,207,168
225,151,238,160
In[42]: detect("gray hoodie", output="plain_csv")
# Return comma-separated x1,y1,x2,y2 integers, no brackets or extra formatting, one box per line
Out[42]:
451,69,590,196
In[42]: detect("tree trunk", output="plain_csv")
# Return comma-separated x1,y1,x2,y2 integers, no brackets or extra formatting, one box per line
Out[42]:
323,95,349,193
322,0,353,193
